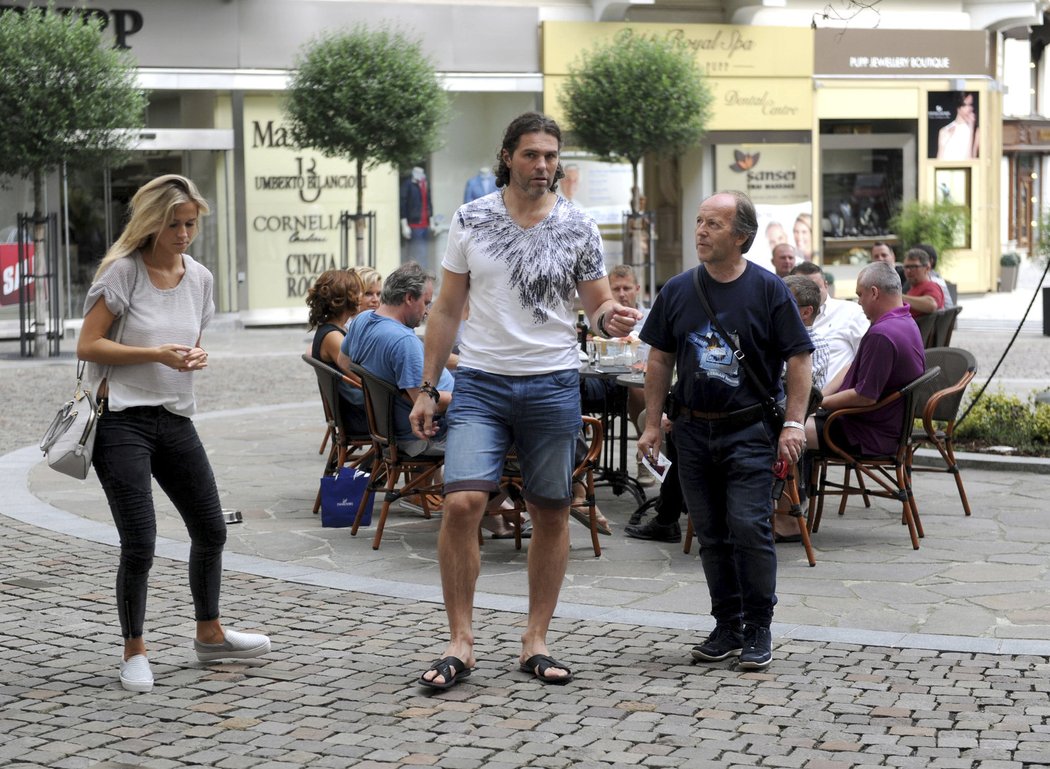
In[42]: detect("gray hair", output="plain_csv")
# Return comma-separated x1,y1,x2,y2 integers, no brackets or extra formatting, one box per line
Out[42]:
381,262,434,306
718,190,758,253
858,261,902,295
784,275,821,314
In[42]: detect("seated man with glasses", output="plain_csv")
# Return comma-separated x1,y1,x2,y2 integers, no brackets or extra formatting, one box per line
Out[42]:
901,248,944,319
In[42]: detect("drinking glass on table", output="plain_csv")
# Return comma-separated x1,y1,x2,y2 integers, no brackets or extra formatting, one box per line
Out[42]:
586,340,600,367
632,342,649,374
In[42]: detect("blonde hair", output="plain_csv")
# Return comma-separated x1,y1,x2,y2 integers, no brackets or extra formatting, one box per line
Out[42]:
351,266,382,290
93,174,210,281
306,269,364,328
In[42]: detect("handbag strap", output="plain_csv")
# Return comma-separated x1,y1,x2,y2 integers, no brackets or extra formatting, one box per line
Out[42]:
691,266,779,410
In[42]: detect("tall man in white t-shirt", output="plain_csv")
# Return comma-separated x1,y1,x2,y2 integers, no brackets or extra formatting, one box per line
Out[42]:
410,112,642,689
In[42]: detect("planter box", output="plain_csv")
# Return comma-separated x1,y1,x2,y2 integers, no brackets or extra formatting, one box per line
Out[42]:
1000,265,1020,292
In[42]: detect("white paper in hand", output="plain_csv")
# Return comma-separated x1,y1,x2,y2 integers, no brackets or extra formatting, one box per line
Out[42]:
641,451,671,484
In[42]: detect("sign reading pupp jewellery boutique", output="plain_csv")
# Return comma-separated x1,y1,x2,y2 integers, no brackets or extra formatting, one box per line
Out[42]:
242,95,399,310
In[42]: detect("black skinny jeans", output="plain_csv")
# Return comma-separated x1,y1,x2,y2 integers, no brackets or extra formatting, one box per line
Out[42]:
92,405,226,639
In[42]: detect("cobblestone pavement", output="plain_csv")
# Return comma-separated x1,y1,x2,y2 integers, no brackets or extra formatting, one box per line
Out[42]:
2,297,1050,768
3,516,1050,769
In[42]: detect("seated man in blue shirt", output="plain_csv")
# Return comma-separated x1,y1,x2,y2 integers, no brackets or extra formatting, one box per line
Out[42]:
338,262,454,456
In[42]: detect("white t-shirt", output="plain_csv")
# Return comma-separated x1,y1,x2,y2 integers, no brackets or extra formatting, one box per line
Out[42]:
83,252,214,416
443,191,606,375
812,296,868,383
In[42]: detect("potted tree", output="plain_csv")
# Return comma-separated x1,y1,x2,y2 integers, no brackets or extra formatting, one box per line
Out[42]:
558,33,712,276
0,7,146,356
284,26,449,267
999,252,1021,292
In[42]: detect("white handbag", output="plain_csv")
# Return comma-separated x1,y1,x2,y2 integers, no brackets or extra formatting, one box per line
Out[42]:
40,362,101,480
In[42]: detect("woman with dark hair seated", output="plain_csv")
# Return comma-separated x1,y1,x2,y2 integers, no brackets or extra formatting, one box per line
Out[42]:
306,269,368,435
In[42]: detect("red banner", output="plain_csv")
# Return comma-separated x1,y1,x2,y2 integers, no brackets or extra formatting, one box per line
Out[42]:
0,244,34,306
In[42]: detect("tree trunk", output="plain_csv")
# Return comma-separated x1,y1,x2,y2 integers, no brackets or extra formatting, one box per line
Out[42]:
628,159,644,267
32,167,48,357
630,160,640,216
354,157,365,267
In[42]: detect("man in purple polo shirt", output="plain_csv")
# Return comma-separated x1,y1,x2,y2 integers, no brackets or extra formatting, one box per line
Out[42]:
804,261,925,455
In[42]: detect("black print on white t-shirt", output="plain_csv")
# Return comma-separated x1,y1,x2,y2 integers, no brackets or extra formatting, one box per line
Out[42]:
457,195,603,324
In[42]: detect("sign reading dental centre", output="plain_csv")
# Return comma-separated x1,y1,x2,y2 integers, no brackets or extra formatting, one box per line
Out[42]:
242,96,398,310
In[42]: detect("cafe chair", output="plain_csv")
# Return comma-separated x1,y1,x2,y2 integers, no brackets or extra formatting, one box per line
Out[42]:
906,347,977,516
932,306,963,348
914,312,938,349
302,354,374,515
499,416,605,557
805,366,941,550
346,361,445,550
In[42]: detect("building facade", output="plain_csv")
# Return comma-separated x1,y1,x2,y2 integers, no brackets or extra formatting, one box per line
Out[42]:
0,0,1045,326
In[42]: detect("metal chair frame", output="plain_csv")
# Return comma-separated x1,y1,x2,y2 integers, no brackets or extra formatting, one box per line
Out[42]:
805,367,941,550
906,347,977,517
302,354,373,515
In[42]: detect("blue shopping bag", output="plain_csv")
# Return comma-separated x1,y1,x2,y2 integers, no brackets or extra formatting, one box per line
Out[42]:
319,468,373,528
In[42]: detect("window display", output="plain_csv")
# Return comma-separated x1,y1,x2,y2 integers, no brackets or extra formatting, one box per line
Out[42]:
819,132,916,264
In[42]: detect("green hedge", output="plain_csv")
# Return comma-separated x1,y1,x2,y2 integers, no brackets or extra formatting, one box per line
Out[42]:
953,391,1050,455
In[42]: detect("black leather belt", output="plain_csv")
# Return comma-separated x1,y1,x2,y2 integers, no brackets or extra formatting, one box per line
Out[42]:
678,403,765,428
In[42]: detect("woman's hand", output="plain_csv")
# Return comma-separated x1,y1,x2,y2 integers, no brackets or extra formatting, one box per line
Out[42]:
154,344,194,371
179,346,209,372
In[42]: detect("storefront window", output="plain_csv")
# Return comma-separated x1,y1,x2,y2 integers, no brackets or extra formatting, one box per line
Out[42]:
819,129,916,264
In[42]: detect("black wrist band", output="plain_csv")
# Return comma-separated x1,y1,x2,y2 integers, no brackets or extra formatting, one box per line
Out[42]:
596,312,610,339
420,382,440,403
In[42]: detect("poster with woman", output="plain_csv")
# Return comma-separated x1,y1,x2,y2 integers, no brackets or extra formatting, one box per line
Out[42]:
928,91,979,160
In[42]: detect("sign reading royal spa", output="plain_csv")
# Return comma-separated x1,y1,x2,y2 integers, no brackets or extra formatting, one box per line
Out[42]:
543,22,813,132
242,95,398,310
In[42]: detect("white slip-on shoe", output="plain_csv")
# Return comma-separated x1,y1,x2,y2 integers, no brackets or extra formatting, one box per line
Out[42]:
194,629,271,662
119,654,154,693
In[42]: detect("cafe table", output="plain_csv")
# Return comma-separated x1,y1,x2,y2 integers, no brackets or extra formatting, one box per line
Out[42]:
579,363,648,505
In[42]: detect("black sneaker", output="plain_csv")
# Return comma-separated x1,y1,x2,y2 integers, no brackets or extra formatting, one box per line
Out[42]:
625,519,681,543
739,625,773,670
690,624,743,662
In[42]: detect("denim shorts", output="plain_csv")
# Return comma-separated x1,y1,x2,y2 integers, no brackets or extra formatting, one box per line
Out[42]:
443,367,581,508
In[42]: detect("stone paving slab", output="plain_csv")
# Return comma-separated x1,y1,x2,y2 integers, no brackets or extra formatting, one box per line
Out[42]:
11,397,1050,651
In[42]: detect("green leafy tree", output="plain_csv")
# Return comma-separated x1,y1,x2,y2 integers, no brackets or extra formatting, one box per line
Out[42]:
284,26,450,265
889,200,969,268
0,6,145,353
559,33,712,214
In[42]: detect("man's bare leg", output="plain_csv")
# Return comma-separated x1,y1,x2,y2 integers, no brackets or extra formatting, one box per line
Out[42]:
422,489,488,685
519,502,572,681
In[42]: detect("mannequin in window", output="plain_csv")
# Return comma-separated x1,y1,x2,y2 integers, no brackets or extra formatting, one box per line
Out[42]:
400,166,433,265
561,163,580,203
463,166,496,203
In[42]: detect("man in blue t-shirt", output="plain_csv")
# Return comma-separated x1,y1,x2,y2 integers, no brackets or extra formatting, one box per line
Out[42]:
338,262,454,456
638,191,814,672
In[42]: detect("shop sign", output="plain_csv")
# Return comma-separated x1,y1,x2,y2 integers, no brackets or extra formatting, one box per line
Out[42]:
242,95,398,311
814,29,992,77
706,78,812,131
0,4,143,49
543,22,812,79
715,144,813,269
0,244,33,307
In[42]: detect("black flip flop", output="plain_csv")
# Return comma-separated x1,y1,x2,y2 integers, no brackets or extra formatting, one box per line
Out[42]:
519,654,573,685
418,655,472,690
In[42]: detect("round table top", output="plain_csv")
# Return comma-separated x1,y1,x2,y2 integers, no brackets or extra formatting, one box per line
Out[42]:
615,372,645,389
